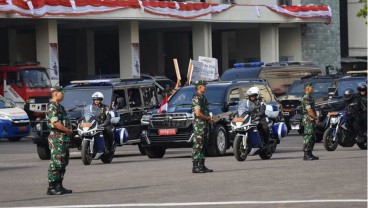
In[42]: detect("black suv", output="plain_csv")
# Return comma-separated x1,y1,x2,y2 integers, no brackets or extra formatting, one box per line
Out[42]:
140,80,282,158
32,78,159,160
279,75,341,134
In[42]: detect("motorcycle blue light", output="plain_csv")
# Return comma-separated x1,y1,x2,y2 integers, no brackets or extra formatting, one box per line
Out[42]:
233,62,264,68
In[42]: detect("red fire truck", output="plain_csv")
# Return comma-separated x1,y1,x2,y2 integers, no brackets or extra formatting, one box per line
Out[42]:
0,62,52,120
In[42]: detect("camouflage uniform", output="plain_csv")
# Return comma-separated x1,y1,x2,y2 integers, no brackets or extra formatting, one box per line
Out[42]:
46,101,70,183
300,93,316,152
192,93,209,161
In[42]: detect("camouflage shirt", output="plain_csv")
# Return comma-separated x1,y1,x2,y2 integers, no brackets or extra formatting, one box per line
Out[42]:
301,94,315,122
192,93,209,125
46,101,69,136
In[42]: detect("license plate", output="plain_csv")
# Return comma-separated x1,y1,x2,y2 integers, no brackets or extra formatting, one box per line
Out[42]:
158,129,176,135
18,126,28,131
291,124,300,130
283,112,289,116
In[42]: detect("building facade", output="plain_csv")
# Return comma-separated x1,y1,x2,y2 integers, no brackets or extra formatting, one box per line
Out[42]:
0,0,338,86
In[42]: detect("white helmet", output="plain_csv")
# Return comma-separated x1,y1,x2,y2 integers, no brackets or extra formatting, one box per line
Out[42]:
247,87,260,99
92,92,104,101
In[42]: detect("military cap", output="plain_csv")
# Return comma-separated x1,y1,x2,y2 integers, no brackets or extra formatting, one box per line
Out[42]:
304,82,314,88
194,80,207,87
51,86,64,93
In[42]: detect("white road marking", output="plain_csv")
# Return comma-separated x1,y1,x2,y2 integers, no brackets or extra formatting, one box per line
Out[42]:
15,199,368,208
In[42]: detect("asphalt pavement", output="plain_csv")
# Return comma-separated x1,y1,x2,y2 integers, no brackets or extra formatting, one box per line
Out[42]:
0,131,367,208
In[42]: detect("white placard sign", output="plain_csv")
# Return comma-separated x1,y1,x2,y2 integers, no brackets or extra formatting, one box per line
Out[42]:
198,56,218,80
189,60,204,83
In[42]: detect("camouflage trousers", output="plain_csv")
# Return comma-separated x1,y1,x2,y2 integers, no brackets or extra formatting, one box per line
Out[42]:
192,125,208,161
47,132,70,182
302,118,315,152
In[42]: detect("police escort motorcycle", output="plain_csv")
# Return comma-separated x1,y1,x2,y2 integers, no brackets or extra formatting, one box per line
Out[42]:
322,109,367,151
231,99,288,161
77,104,120,165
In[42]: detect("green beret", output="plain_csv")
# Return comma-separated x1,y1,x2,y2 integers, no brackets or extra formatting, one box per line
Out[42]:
304,82,314,88
51,86,64,93
194,80,207,87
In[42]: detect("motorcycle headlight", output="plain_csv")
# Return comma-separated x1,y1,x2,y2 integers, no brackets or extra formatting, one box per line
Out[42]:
330,117,338,124
0,114,12,121
29,98,36,104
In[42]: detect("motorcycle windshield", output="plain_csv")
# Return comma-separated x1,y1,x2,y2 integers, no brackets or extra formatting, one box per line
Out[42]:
81,105,102,123
237,99,256,117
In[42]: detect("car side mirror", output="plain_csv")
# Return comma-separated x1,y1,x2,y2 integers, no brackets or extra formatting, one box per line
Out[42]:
328,87,336,96
228,98,239,106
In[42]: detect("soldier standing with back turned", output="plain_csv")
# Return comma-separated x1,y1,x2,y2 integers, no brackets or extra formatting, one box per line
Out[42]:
46,87,73,195
191,80,213,173
300,82,319,161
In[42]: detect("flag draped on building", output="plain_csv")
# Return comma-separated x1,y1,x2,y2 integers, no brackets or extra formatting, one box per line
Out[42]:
158,95,168,114
0,0,332,23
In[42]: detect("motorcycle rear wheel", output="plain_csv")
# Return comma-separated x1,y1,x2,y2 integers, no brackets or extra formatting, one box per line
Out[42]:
101,144,115,163
81,140,93,165
233,135,249,161
323,128,338,151
259,143,275,160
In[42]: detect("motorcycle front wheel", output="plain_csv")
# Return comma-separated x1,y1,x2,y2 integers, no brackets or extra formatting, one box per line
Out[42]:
81,140,93,165
233,135,249,161
323,128,338,151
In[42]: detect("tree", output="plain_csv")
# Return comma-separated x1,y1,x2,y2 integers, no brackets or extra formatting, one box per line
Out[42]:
356,0,367,20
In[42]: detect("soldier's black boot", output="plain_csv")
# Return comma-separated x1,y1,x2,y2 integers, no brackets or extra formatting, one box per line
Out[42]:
192,160,205,173
199,159,213,173
309,151,319,160
47,182,63,195
303,151,314,161
58,181,72,194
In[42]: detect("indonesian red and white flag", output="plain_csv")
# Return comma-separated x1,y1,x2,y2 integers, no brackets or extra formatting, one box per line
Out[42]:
158,95,168,113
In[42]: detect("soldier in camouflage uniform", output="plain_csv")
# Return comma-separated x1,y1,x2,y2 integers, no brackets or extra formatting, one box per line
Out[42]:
191,80,213,173
300,82,319,161
46,87,73,195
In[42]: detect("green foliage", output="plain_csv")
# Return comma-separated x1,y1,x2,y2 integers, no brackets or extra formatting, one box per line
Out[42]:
356,0,367,19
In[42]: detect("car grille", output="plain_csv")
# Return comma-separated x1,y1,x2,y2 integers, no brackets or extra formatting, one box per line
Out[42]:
281,100,300,109
12,119,30,127
150,113,192,129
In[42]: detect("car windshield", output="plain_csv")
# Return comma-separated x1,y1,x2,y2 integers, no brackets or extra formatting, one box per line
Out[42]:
335,78,367,96
20,68,51,88
221,68,260,81
169,86,224,106
61,88,113,109
288,81,334,96
0,97,14,108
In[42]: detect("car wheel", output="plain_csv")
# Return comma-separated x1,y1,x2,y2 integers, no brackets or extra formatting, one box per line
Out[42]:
145,147,166,158
8,137,22,142
207,125,227,157
37,143,50,160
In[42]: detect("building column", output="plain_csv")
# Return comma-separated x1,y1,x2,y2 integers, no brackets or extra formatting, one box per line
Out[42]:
119,20,140,79
86,29,95,76
36,19,59,86
192,22,212,60
260,24,279,63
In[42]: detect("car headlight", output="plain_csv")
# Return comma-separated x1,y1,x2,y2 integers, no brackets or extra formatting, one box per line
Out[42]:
29,98,36,104
0,114,12,121
141,115,151,125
